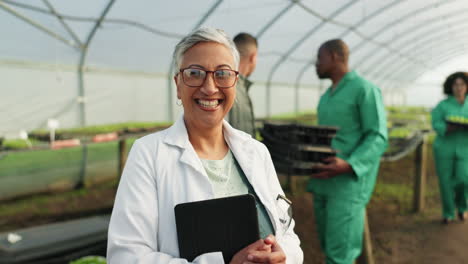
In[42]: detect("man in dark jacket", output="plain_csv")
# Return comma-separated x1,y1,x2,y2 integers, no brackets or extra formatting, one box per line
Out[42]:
228,33,258,137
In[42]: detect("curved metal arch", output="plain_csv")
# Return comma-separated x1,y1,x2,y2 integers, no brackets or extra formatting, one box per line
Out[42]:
368,23,468,83
292,0,408,107
361,8,468,76
363,21,468,79
387,49,468,102
378,39,468,85
166,0,298,121
77,0,116,126
351,0,461,66
379,45,467,87
398,48,468,86
351,0,457,68
0,0,79,48
404,50,468,87
380,45,468,88
166,0,223,121
1,0,186,39
381,47,467,86
263,0,358,117
255,1,297,39
42,0,82,47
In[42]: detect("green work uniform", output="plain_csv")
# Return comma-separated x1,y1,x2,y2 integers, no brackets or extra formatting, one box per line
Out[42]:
228,75,256,137
307,71,388,264
431,95,468,220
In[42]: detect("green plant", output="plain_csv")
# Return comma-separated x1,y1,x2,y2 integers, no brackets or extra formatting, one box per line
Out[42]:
69,256,106,264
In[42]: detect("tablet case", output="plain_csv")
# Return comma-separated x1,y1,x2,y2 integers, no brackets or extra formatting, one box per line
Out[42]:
174,194,259,263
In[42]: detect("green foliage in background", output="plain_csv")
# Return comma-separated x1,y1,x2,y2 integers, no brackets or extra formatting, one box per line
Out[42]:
70,256,106,264
32,121,172,136
2,138,42,150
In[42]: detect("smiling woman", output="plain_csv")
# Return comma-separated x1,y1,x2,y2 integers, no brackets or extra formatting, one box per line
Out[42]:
106,27,303,264
175,41,238,139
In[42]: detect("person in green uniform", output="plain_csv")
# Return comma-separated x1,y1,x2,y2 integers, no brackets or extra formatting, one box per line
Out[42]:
431,71,468,224
307,39,388,264
228,33,258,137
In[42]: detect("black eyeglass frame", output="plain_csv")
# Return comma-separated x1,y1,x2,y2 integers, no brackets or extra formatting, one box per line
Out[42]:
178,68,239,88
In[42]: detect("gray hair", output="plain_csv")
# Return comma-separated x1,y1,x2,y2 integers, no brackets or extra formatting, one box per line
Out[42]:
172,27,240,75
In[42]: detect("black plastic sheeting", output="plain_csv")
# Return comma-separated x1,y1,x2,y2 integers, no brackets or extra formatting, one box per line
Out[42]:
0,215,109,264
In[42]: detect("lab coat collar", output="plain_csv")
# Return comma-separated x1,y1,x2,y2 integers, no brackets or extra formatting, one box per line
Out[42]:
162,115,206,177
162,115,254,182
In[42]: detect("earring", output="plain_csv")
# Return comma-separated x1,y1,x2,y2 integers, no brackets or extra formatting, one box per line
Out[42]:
176,99,182,106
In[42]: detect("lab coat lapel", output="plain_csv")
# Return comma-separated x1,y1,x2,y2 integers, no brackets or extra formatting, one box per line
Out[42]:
223,120,255,185
224,121,279,233
163,116,207,177
223,121,272,206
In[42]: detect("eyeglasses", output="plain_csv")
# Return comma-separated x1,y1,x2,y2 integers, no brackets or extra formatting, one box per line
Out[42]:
179,68,239,88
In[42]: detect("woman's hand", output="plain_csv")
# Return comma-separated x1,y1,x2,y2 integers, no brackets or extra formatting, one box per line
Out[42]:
240,235,286,264
230,239,272,264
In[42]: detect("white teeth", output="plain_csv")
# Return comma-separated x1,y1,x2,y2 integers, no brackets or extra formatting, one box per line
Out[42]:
197,99,220,108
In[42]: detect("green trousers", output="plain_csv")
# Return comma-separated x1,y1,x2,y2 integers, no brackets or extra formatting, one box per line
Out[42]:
434,157,468,219
313,194,366,264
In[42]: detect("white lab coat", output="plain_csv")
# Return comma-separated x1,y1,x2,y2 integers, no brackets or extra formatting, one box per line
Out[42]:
107,116,303,264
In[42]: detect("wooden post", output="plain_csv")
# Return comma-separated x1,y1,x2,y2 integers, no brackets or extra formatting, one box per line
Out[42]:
118,138,127,179
357,211,375,264
413,135,427,213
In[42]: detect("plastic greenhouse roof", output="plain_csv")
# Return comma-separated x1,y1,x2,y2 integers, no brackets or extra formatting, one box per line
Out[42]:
1,0,467,133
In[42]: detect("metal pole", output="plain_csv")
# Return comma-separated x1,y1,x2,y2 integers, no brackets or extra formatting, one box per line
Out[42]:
292,0,405,94
166,0,223,122
264,0,358,117
42,0,83,48
77,0,116,127
256,1,297,39
370,33,468,85
359,8,468,75
0,1,78,49
351,0,458,67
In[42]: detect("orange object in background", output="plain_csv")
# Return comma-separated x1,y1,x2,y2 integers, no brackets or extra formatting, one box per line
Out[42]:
92,132,119,143
51,139,81,149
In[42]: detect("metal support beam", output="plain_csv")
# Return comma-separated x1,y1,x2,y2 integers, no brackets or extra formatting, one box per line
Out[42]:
378,41,468,86
400,49,468,87
382,47,468,88
362,10,468,77
2,0,184,40
372,33,468,85
351,0,459,66
264,0,358,117
42,0,83,48
293,0,406,95
77,0,116,127
166,0,223,121
255,1,297,39
0,0,78,49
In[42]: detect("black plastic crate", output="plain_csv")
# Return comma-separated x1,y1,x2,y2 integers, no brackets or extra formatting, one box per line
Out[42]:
261,122,338,146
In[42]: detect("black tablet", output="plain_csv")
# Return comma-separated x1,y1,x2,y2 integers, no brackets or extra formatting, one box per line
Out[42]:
174,194,260,263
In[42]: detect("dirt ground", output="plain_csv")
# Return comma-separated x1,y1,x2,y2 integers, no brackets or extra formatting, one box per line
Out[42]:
1,149,468,264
